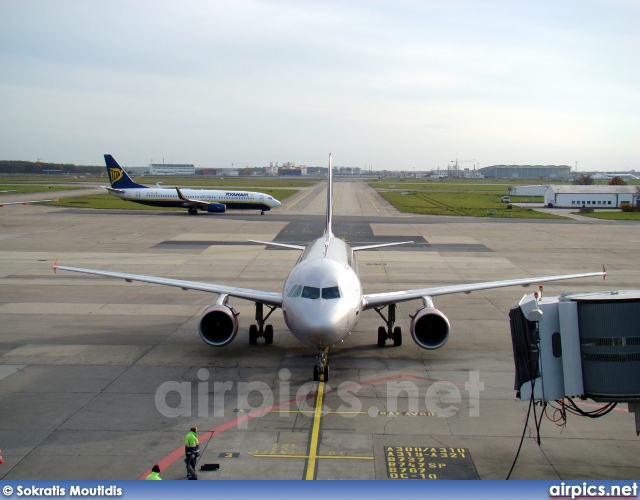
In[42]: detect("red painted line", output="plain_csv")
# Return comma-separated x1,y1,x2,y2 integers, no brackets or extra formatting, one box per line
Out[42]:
574,401,628,413
137,373,466,479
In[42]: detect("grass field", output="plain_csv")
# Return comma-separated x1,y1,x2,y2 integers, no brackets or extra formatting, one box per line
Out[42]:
12,173,637,220
46,188,298,211
572,211,640,221
0,184,83,194
372,180,515,192
371,178,639,192
1,174,318,189
379,190,563,218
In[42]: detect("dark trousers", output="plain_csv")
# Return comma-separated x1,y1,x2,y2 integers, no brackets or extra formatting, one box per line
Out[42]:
185,445,199,480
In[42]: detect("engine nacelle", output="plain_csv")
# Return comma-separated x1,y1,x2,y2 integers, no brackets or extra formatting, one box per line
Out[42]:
207,203,226,213
410,307,451,350
198,304,238,346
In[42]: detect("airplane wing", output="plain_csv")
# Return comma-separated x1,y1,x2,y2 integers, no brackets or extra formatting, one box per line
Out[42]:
175,187,210,209
53,262,283,307
1,198,58,207
362,269,606,310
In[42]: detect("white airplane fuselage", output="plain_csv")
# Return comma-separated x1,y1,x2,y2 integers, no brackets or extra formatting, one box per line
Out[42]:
282,235,362,348
107,187,280,212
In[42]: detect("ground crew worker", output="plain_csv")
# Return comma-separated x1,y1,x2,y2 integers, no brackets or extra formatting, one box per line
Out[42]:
185,426,200,480
145,464,162,480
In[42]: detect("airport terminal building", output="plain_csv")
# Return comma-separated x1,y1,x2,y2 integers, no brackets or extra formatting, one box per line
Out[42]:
480,165,571,179
149,163,195,176
544,185,637,208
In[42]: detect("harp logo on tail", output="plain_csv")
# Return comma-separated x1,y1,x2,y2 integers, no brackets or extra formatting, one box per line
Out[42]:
109,167,123,185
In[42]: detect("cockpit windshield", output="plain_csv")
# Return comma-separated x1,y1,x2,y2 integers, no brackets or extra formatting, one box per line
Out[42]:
321,286,341,299
301,286,320,299
288,284,342,300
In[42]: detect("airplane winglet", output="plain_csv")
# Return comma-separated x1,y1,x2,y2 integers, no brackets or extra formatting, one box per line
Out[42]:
602,264,606,280
176,187,187,201
53,259,57,274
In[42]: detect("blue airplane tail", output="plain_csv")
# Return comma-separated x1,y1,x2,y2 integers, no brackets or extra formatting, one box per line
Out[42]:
104,155,147,189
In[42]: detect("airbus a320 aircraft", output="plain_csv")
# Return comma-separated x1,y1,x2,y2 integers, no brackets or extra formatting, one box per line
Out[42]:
103,155,281,215
54,155,605,381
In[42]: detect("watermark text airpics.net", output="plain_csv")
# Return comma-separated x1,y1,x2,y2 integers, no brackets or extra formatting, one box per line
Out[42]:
154,368,484,426
550,482,637,499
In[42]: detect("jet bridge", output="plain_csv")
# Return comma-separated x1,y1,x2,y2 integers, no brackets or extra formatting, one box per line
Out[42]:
509,290,640,435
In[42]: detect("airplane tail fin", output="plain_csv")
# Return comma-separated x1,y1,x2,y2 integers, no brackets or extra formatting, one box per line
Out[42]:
104,155,147,189
326,153,333,236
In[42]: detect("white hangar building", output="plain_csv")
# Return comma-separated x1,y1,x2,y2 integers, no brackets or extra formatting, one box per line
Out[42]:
509,185,548,197
544,185,637,208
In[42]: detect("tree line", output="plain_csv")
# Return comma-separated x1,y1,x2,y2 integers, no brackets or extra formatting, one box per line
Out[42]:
0,160,102,174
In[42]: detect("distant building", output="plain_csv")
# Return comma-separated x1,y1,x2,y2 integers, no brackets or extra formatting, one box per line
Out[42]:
268,161,307,176
591,172,639,180
480,165,571,180
461,168,484,179
149,163,195,176
544,185,637,208
509,185,548,197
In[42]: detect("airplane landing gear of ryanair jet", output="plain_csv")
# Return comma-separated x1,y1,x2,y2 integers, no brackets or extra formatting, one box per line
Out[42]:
249,303,276,344
261,210,265,215
375,303,402,347
313,349,329,382
188,207,198,215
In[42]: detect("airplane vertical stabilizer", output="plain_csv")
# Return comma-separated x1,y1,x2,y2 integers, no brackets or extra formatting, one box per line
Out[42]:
326,154,334,237
104,155,147,190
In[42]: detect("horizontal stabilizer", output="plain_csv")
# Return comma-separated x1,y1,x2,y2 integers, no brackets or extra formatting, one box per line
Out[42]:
352,241,413,251
248,240,306,251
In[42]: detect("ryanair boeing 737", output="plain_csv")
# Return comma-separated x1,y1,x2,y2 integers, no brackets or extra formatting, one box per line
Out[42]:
103,155,281,214
55,155,605,381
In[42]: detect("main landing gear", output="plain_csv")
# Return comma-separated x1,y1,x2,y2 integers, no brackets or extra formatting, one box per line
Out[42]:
249,302,276,345
260,210,265,215
374,303,402,347
188,207,198,215
313,348,330,382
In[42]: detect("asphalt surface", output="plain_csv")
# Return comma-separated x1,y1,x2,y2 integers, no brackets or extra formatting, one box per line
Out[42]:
0,179,638,480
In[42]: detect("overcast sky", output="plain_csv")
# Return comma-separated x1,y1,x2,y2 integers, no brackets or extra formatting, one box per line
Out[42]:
1,0,638,171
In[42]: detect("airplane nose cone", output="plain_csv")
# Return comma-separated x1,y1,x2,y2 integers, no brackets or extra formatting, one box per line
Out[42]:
285,301,355,347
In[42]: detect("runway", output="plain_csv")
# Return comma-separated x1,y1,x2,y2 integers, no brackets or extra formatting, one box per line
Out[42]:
0,179,638,480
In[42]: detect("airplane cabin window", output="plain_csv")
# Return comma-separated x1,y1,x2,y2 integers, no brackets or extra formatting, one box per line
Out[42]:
321,286,341,299
301,286,320,299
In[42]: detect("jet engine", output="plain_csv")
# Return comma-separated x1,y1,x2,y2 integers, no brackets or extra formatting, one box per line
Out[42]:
198,304,238,346
410,307,451,350
207,203,226,213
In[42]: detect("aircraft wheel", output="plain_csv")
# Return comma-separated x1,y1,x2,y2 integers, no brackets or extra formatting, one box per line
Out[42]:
377,326,386,347
249,324,258,345
393,326,402,347
188,207,198,215
313,365,320,381
261,210,265,215
264,325,274,345
323,365,329,382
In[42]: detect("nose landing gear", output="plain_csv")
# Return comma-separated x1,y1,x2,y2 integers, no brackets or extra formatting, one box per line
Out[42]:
313,348,330,382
